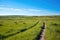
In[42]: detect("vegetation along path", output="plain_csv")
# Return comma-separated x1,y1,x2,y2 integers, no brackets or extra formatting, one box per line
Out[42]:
0,21,39,40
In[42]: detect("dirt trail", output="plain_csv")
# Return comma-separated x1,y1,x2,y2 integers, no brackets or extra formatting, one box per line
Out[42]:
40,27,45,40
39,22,46,40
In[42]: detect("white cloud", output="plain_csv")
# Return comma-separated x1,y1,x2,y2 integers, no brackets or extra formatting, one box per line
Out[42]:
0,7,60,16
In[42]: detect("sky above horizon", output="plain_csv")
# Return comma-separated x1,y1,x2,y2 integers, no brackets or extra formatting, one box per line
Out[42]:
0,0,60,16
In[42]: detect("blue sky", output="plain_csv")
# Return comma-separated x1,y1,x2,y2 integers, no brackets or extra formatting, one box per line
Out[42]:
0,0,60,16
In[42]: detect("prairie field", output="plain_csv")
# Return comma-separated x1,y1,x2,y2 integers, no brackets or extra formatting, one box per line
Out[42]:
0,16,60,40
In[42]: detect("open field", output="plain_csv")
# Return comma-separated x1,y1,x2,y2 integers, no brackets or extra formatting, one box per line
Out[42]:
0,15,60,40
45,16,60,40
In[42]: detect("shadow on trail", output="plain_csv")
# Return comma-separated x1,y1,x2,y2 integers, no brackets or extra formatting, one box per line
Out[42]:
0,21,39,40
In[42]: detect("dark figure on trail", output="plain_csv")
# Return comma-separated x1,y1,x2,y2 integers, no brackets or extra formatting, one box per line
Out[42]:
42,22,46,29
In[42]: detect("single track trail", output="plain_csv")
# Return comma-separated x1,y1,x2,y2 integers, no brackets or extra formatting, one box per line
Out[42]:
39,22,46,40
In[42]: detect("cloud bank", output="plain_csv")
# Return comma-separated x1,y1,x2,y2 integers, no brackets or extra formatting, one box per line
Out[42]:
0,7,60,16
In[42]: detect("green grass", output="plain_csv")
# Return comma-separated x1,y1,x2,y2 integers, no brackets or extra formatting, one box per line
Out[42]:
45,17,60,40
0,16,60,40
0,18,37,35
5,21,41,40
0,16,41,40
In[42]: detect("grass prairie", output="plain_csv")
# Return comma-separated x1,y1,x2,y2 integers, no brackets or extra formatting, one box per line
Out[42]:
0,16,60,40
